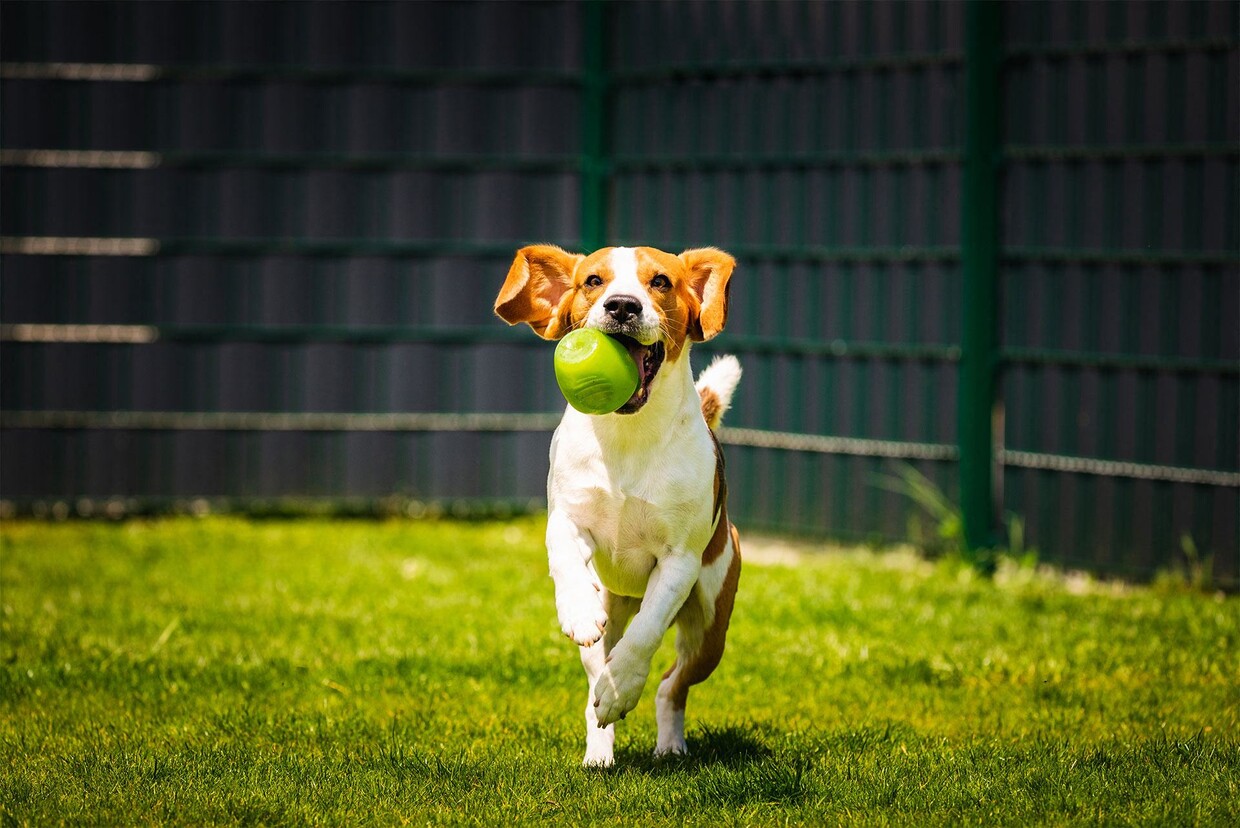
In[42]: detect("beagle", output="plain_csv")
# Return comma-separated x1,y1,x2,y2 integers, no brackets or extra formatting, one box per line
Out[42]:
494,244,742,766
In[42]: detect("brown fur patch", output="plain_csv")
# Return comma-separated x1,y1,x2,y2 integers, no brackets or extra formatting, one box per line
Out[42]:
666,535,742,711
699,387,723,430
702,436,728,565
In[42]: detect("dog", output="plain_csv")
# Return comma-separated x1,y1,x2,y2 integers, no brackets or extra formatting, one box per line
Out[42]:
494,244,742,767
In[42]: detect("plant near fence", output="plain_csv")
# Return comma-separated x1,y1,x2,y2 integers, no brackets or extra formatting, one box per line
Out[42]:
874,462,1038,577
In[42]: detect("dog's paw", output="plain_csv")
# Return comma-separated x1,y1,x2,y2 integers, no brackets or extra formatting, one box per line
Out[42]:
582,746,615,768
558,595,608,648
654,739,688,758
593,654,649,728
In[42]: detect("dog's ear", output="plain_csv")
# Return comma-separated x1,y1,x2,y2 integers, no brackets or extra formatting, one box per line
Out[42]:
680,248,736,342
494,245,584,339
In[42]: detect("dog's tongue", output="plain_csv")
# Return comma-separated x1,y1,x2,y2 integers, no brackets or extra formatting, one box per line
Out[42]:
621,338,650,386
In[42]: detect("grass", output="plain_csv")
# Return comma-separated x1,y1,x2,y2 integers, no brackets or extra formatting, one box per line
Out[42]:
2,517,1238,826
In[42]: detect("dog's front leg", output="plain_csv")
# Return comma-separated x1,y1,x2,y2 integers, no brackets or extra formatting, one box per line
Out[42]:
593,554,700,728
546,510,608,647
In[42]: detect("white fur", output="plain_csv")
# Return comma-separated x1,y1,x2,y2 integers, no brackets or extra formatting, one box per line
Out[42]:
694,355,743,420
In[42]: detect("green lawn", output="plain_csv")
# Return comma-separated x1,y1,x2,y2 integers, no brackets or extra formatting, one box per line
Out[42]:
2,518,1237,826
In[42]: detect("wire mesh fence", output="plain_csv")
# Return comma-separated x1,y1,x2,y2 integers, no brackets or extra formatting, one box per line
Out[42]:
1,1,1237,584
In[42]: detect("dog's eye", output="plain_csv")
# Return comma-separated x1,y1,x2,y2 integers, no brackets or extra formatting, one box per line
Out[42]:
584,275,603,288
650,274,672,291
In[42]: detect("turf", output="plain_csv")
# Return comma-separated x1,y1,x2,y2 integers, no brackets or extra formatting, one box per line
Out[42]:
2,518,1237,826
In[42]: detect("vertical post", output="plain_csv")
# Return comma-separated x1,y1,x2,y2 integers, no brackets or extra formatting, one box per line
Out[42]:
580,0,608,252
959,0,1002,553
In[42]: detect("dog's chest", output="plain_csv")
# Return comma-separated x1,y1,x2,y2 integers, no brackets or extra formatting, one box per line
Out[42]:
583,493,667,596
550,426,714,598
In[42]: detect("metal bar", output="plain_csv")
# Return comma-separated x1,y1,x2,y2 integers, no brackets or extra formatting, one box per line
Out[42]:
0,61,581,86
1003,347,1240,376
1002,247,1240,267
0,237,554,258
624,242,962,265
0,148,582,173
1004,37,1236,63
0,409,960,464
717,426,958,462
609,148,961,172
579,0,608,252
2,235,968,264
958,0,1003,551
709,335,960,362
1005,143,1240,162
610,52,965,85
1000,450,1240,488
0,495,548,520
0,410,564,432
0,323,541,346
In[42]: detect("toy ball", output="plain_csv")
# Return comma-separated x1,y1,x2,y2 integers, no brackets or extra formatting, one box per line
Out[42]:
553,328,639,415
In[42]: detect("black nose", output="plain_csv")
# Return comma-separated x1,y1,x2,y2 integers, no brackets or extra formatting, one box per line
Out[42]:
603,294,643,323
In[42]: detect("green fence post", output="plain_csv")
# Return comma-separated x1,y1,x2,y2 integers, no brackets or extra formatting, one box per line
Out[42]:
580,0,608,253
959,0,1002,555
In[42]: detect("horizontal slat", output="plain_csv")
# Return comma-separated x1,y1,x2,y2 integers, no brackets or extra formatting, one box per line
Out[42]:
721,335,960,362
0,496,546,521
0,408,959,463
1003,247,1240,267
0,324,959,363
0,236,160,256
0,409,563,432
611,148,961,172
0,61,581,86
0,323,532,346
1005,37,1237,62
0,149,162,169
0,236,537,258
0,148,579,173
1005,143,1240,162
0,236,964,264
634,242,962,265
612,52,964,84
1,324,159,344
1004,347,1239,376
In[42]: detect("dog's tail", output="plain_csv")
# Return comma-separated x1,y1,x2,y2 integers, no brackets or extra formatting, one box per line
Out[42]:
695,355,742,430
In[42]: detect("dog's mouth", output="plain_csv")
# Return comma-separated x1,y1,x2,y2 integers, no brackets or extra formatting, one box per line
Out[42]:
611,334,665,414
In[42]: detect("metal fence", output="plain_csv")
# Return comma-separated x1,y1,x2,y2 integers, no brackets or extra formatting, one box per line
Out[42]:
1,1,1237,585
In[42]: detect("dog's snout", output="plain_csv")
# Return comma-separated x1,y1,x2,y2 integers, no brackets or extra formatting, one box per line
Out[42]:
603,294,643,323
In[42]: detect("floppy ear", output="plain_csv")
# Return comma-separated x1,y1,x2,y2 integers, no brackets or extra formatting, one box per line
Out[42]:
680,248,736,342
494,245,583,340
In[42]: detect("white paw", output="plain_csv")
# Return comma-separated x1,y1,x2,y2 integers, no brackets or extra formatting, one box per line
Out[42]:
593,654,649,728
654,740,688,758
558,594,608,647
582,747,615,768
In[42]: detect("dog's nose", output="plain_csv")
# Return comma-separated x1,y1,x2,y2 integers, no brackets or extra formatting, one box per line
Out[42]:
603,295,643,323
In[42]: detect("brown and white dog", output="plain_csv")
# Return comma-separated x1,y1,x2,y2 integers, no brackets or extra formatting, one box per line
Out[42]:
494,244,742,766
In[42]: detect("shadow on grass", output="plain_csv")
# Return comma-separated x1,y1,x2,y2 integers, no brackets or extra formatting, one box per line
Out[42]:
600,724,812,807
609,724,774,775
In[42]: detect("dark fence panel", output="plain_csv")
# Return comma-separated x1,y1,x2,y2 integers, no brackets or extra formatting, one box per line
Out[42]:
1,1,1236,584
997,0,1239,582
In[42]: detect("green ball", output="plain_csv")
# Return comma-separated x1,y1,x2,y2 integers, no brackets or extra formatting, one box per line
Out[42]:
554,328,640,415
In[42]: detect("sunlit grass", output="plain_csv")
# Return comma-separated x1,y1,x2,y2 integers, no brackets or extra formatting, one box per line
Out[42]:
2,518,1237,825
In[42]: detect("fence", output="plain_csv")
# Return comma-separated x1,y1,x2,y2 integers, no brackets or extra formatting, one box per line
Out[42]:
1,1,1237,585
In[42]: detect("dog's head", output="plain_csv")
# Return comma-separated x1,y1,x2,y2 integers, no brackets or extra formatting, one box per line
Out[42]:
494,245,735,413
